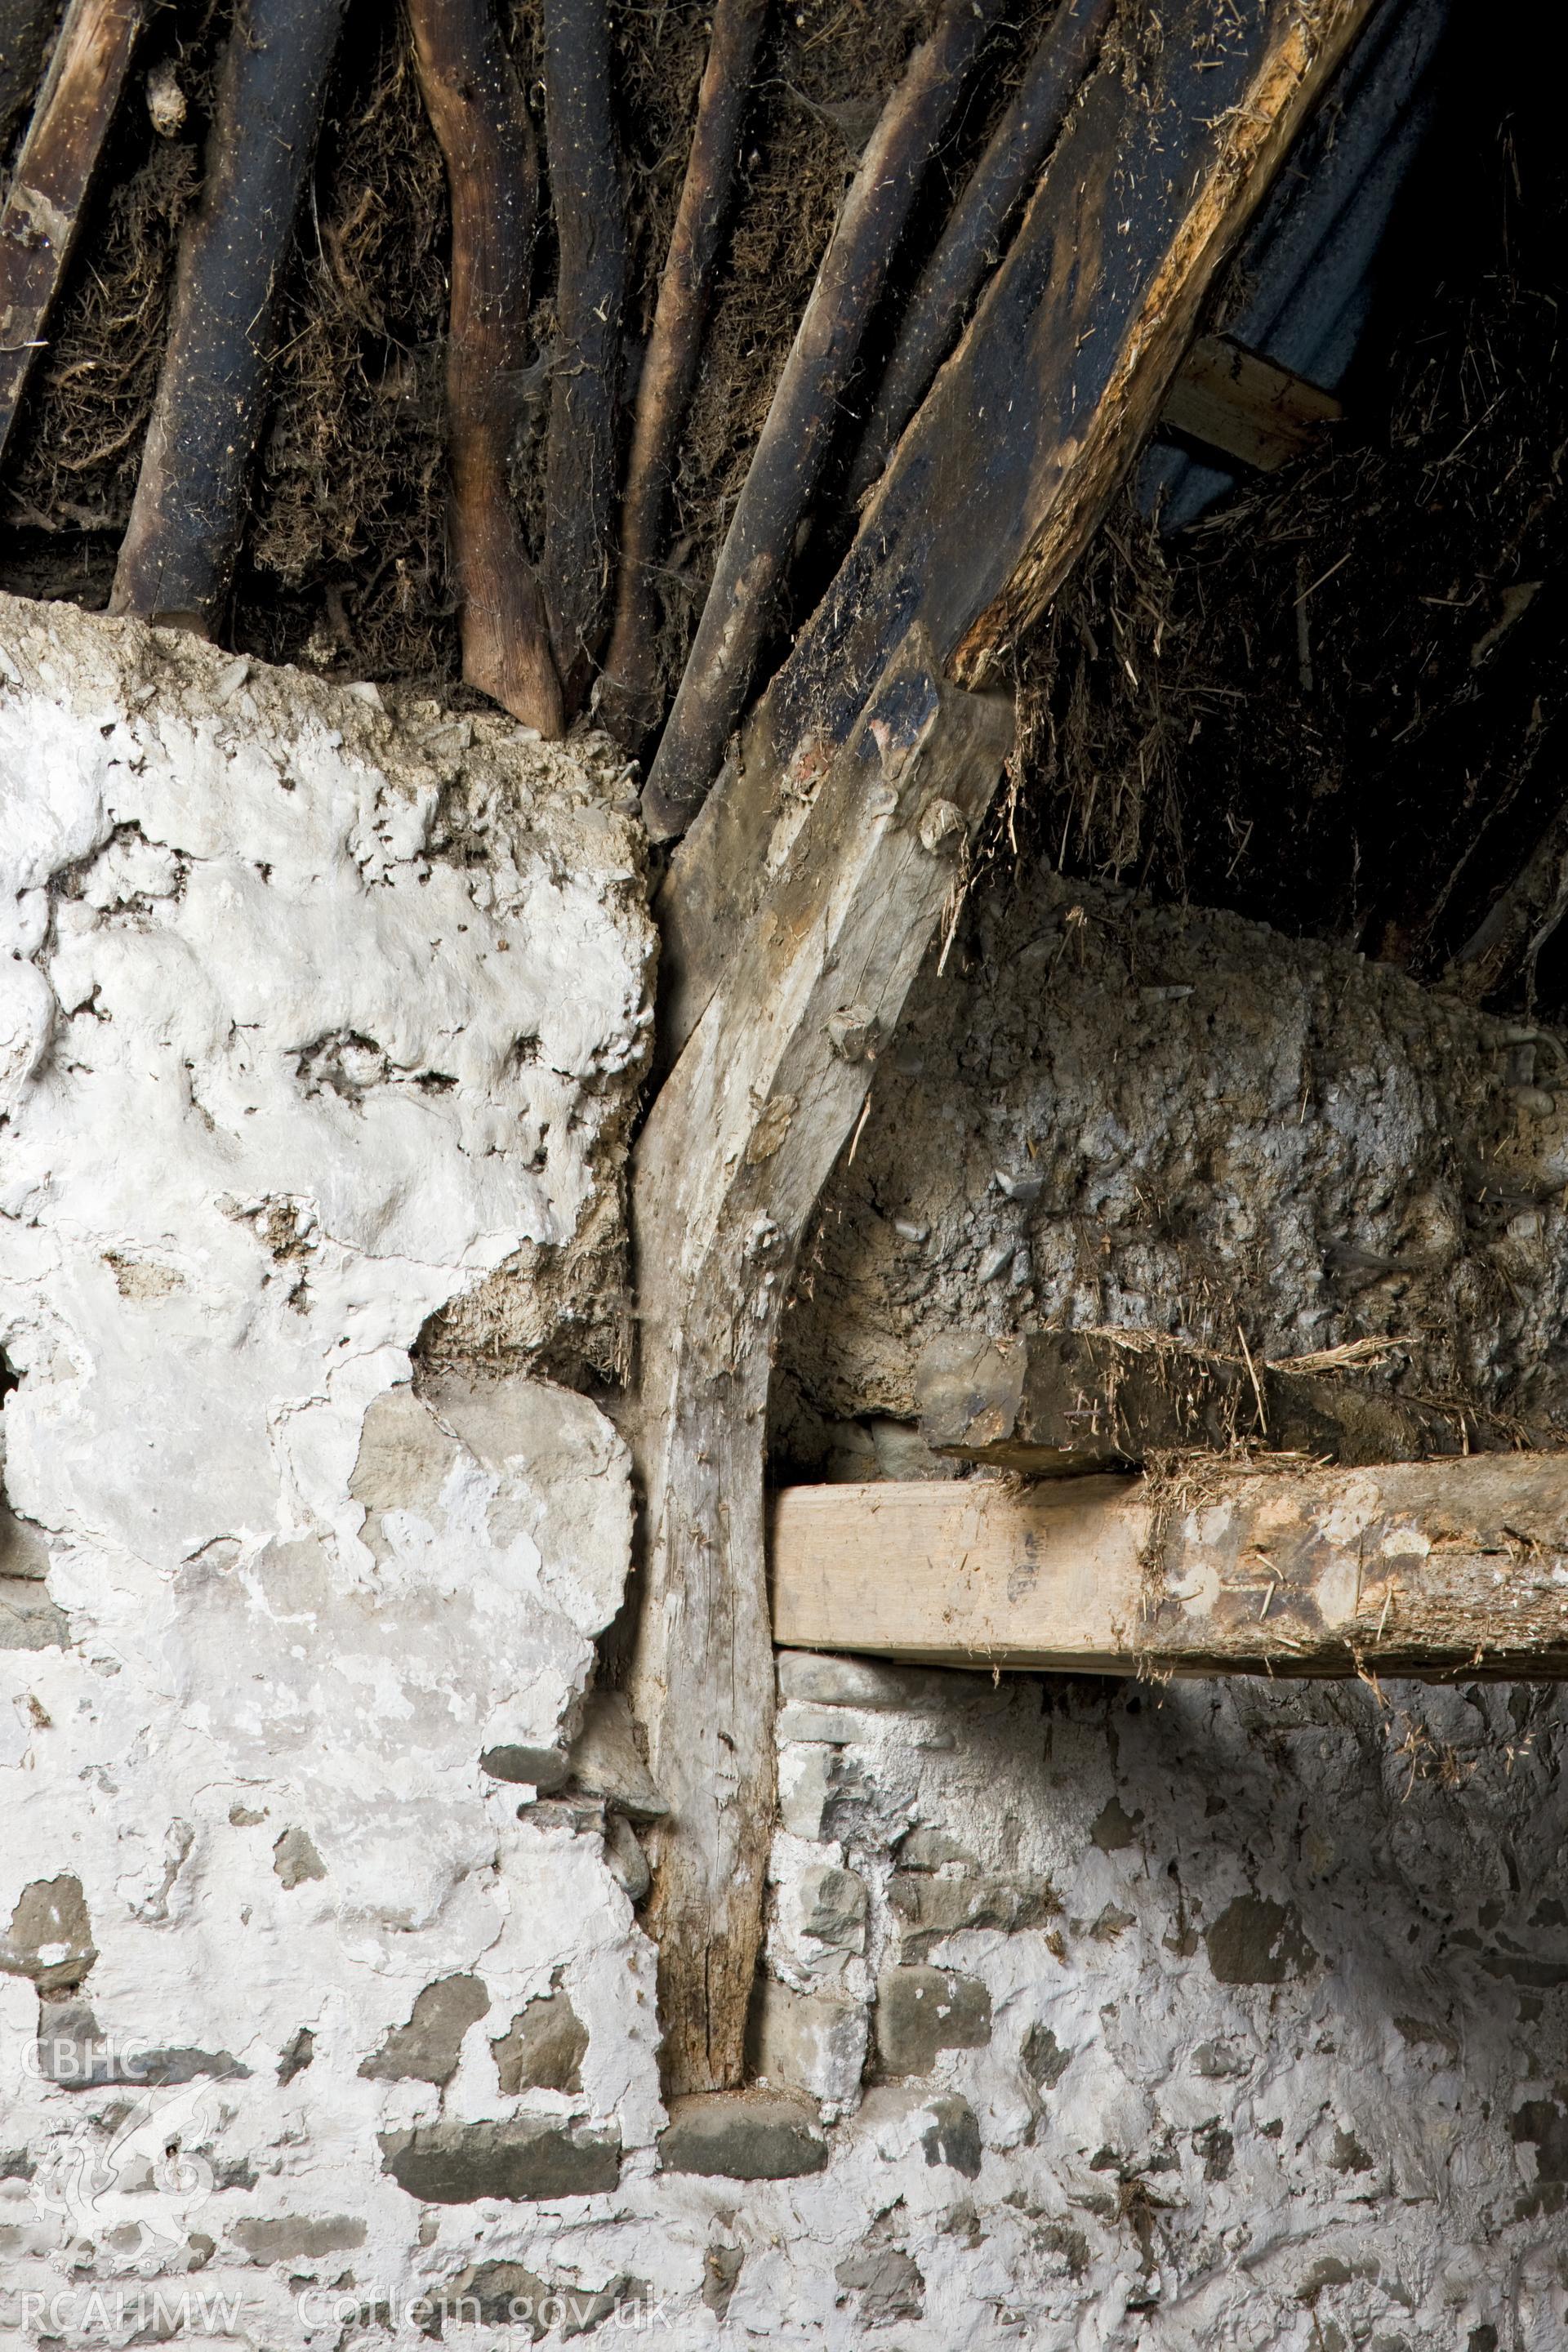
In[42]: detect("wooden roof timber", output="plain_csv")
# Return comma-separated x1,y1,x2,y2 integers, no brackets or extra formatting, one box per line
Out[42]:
0,0,147,467
632,0,1387,2094
657,0,1385,1066
770,1459,1568,1682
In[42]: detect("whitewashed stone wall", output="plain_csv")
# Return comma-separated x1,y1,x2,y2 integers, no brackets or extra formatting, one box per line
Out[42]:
757,1650,1568,2350
0,601,672,2336
2,599,1566,2350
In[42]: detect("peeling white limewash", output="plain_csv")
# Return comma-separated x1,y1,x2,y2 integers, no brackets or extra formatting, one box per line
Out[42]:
4,600,1568,2349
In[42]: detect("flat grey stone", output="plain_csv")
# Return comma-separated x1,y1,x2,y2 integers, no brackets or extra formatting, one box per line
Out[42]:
0,1499,51,1579
525,1796,606,1833
132,2043,250,2085
777,1651,920,1709
747,1980,867,2104
1205,1895,1318,1985
921,2094,982,2177
702,2245,744,2319
835,2241,924,2324
659,2091,828,2180
278,2027,314,2083
567,1690,667,1820
1192,2038,1251,2080
895,1827,976,1871
800,1863,868,1951
875,1967,992,2077
0,1582,68,1650
381,2118,621,2203
482,1744,571,1792
492,1989,589,2094
888,1870,1056,1955
603,1811,651,1903
448,2262,551,2336
777,1704,887,1747
439,2263,650,2342
1090,1794,1141,1851
359,1972,489,2086
852,2085,929,2130
29,2001,245,2090
230,2214,367,2261
31,2001,108,2089
0,1873,96,1992
1021,2022,1071,2089
560,2274,653,2338
778,1745,840,1840
779,1704,958,1753
272,1827,327,1888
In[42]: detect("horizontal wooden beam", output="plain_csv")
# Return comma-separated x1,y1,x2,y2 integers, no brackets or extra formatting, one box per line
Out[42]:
1158,332,1342,473
770,1459,1568,1680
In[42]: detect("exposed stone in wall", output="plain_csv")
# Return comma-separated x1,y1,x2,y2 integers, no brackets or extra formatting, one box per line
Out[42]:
658,2092,829,2181
779,866,1568,1463
492,1990,590,2096
0,1877,96,1993
360,1976,492,2087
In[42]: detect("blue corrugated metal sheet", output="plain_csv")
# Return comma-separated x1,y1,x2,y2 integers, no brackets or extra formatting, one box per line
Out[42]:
1140,0,1454,531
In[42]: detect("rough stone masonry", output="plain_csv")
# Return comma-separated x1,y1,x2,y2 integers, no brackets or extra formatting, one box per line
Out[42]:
3,599,1567,2347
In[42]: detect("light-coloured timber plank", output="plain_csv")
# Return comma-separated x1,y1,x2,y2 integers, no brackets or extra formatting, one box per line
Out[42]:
770,1460,1568,1680
1160,332,1343,472
774,1477,1147,1673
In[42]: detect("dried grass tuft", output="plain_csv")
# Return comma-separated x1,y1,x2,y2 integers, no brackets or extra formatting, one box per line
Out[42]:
987,112,1568,1018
